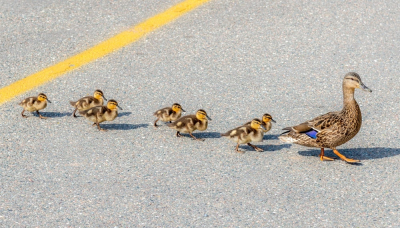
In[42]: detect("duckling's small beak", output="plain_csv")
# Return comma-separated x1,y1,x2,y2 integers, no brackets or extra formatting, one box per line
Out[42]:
47,99,52,103
260,124,266,130
181,108,186,112
360,82,372,92
206,115,212,121
271,118,276,123
103,95,108,101
117,105,123,110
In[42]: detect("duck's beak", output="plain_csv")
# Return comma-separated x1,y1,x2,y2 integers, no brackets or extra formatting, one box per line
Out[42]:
117,105,123,110
181,108,186,112
206,114,212,121
360,82,372,92
271,118,276,123
260,124,266,130
103,95,108,101
47,98,52,103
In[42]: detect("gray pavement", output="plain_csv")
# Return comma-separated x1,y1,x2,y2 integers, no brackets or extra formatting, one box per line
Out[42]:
1,0,400,226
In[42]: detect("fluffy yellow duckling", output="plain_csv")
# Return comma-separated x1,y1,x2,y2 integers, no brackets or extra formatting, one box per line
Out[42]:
19,93,51,119
70,89,107,117
221,118,265,153
79,99,122,131
168,109,211,141
153,103,185,127
244,113,276,133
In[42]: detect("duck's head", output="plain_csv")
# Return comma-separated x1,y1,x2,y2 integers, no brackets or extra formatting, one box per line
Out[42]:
107,99,123,110
262,113,276,123
37,93,51,103
250,118,265,130
196,109,212,121
343,72,372,92
172,103,185,113
94,89,107,101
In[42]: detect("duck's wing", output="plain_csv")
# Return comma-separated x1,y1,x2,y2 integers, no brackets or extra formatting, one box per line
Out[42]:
79,105,108,116
154,107,172,117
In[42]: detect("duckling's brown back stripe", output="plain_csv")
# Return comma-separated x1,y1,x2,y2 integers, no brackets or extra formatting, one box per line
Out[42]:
0,0,210,106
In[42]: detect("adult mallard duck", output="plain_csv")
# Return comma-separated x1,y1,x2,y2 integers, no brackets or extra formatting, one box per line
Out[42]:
279,72,372,163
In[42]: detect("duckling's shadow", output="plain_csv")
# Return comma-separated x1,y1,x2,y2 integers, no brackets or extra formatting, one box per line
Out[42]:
298,147,400,162
119,112,132,117
194,132,221,139
101,123,148,130
36,112,71,118
241,143,292,152
263,134,280,140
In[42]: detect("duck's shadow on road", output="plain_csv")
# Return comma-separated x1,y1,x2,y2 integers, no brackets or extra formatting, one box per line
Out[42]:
195,132,222,139
298,147,400,162
102,123,148,130
242,143,291,152
36,112,71,118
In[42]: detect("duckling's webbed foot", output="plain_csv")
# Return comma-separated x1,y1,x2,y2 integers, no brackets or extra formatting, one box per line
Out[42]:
319,148,335,161
248,143,263,152
176,131,182,137
333,149,360,163
235,144,245,154
154,119,159,127
21,110,28,118
190,133,204,141
37,111,47,119
72,108,78,117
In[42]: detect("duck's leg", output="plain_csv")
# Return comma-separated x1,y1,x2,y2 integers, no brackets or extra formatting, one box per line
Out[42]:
333,149,359,163
247,143,263,152
153,118,159,127
189,132,204,141
319,148,335,161
37,111,47,119
235,143,244,153
95,118,107,132
176,131,182,137
72,108,78,117
21,110,28,118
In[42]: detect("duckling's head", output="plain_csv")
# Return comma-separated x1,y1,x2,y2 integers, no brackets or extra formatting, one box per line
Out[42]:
172,103,185,113
94,89,107,101
343,72,372,92
107,99,123,110
262,113,276,123
196,109,212,121
250,118,265,130
37,93,51,103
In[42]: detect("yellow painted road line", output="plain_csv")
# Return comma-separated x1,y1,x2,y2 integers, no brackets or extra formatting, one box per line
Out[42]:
0,0,210,105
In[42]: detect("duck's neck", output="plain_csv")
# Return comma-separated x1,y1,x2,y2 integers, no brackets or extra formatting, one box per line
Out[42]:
341,86,360,117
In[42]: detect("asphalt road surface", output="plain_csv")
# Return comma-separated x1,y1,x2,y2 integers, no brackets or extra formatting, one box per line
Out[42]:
0,0,399,226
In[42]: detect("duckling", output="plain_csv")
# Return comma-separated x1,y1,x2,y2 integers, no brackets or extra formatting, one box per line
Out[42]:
279,72,372,163
153,103,186,127
19,93,51,119
79,99,122,131
167,109,211,141
244,113,276,133
70,89,107,117
222,118,265,153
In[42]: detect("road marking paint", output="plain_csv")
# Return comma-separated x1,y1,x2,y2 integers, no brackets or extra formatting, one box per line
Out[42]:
0,0,210,105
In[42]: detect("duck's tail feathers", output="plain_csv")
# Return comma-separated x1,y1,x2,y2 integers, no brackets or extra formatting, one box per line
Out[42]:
278,135,298,143
70,101,77,106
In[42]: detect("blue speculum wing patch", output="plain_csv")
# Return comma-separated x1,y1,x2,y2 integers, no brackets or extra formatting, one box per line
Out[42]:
304,129,318,139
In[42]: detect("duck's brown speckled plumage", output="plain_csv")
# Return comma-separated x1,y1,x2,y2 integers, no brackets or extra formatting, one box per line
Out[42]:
279,72,372,163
